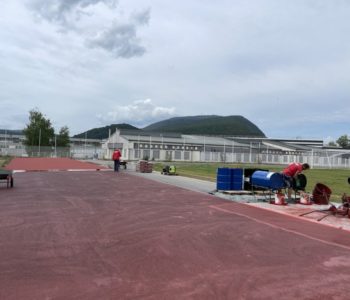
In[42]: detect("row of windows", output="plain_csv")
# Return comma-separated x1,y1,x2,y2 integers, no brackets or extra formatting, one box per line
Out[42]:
133,149,191,160
136,143,199,151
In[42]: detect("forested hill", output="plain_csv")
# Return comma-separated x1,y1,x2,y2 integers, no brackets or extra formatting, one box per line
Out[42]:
73,124,141,139
73,115,265,139
142,115,266,137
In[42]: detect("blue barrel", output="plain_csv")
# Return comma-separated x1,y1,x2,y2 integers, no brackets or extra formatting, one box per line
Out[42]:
231,168,243,190
216,168,232,190
251,170,285,190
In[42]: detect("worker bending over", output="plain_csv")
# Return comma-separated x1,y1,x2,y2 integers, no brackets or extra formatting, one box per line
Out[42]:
282,162,310,202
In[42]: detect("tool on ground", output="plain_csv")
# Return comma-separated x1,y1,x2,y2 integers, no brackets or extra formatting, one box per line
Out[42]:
161,165,177,175
0,169,14,188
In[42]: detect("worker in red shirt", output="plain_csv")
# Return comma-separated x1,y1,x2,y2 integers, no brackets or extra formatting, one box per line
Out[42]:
112,149,122,172
282,162,310,201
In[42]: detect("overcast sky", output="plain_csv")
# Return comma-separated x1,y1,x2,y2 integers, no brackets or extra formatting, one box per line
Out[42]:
1,0,350,141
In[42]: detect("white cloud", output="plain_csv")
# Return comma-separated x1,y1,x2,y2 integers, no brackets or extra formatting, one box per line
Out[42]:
86,9,150,58
28,0,118,27
97,99,176,127
26,0,149,58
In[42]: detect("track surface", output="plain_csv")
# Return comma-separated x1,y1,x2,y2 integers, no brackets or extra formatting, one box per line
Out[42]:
5,157,107,171
1,159,350,299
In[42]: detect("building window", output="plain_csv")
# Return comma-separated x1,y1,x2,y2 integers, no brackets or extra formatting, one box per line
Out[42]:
142,149,150,160
175,151,181,160
153,150,160,159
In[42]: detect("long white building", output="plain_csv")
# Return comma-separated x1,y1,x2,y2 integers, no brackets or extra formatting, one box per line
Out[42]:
102,129,350,168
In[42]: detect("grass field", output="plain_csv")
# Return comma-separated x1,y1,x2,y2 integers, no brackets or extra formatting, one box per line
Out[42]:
153,162,350,202
0,156,11,168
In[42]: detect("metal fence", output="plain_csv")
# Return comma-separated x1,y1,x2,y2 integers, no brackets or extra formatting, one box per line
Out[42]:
129,146,350,169
2,143,350,169
199,150,350,169
0,145,104,160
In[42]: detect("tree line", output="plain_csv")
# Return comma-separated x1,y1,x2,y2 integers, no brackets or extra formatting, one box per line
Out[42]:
21,108,350,149
334,135,350,148
23,109,70,147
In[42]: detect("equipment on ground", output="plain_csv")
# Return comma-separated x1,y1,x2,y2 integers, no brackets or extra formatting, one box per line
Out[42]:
0,170,14,188
120,161,127,169
312,183,331,205
161,165,177,175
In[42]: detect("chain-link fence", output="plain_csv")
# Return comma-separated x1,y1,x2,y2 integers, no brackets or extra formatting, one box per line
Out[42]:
2,142,350,168
128,146,350,169
0,145,104,160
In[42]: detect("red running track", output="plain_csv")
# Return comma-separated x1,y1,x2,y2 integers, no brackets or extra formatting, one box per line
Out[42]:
1,161,350,298
5,157,108,171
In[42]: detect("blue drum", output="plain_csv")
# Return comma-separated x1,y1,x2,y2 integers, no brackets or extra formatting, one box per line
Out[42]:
251,170,286,190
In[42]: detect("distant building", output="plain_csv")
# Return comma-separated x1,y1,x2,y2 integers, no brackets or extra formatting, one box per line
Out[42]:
102,129,343,167
2,130,350,168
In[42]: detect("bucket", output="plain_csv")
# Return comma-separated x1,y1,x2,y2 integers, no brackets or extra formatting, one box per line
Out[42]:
216,168,232,190
251,171,286,190
312,183,332,205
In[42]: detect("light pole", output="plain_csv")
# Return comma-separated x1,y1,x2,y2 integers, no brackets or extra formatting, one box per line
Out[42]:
54,135,57,157
38,128,41,156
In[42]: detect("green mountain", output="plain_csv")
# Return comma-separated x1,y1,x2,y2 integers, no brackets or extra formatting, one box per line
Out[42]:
143,115,266,137
73,115,265,139
73,124,141,139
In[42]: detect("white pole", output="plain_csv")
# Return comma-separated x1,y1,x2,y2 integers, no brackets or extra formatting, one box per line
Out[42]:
249,142,252,163
183,136,186,160
138,135,140,159
204,136,206,161
38,128,41,156
55,135,57,157
85,132,87,158
223,140,226,163
232,140,234,163
4,130,7,155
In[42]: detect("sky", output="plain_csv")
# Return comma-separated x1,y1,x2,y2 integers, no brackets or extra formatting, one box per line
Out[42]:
1,0,350,141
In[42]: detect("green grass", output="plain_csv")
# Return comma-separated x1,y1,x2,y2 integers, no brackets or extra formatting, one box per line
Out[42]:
0,156,12,168
153,162,350,202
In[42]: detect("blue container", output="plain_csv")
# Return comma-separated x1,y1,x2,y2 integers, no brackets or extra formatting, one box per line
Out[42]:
251,170,286,190
217,168,232,190
231,168,243,190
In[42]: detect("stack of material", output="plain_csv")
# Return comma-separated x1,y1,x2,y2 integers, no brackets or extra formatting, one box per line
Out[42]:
136,160,153,173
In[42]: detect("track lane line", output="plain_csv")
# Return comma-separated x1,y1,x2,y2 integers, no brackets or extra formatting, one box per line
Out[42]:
210,204,350,251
